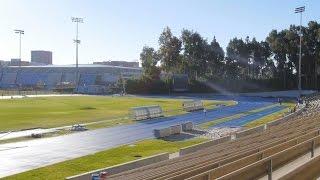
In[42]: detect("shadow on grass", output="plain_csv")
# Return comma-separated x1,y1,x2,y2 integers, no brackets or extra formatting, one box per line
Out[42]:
162,133,196,142
79,106,97,110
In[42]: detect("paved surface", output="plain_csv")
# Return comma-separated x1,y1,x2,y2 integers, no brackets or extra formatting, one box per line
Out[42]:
0,128,58,140
0,95,279,177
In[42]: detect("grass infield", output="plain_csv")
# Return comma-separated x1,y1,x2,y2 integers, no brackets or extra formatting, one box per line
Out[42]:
0,96,235,131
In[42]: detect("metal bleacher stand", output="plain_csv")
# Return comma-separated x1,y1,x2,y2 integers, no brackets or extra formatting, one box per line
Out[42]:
130,105,163,121
182,100,204,112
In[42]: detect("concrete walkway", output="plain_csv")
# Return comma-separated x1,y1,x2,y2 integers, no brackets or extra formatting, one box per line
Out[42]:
259,147,320,180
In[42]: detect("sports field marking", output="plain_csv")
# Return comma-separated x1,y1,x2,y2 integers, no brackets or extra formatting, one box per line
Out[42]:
199,103,281,129
245,102,296,128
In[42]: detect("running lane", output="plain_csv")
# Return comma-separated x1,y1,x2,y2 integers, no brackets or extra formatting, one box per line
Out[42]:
0,96,278,177
212,105,285,128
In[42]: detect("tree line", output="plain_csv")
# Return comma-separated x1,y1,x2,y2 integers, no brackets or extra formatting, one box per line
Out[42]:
138,21,320,93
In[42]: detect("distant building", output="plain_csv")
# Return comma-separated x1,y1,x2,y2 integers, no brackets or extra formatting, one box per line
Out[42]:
31,50,52,65
93,60,139,68
10,59,30,66
0,60,10,67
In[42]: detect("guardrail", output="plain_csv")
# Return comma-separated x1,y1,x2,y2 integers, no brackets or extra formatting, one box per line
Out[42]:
66,153,169,180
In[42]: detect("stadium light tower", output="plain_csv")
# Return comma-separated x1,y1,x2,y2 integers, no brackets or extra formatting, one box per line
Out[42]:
295,6,305,97
14,29,24,67
71,17,84,88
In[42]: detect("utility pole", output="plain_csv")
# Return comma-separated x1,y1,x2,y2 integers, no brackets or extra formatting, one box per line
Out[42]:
295,6,305,97
14,29,24,67
71,17,84,89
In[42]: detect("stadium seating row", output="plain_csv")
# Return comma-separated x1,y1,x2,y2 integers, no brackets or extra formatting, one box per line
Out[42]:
0,66,142,93
0,71,120,93
106,93,320,180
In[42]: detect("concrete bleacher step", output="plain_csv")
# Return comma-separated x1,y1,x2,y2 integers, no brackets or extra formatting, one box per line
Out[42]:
104,95,320,180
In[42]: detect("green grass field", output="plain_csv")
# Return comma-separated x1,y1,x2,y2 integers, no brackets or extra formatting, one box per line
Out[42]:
0,95,235,131
4,138,207,180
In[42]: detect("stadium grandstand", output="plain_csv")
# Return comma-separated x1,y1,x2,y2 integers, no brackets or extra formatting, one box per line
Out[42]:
103,93,320,180
0,64,142,94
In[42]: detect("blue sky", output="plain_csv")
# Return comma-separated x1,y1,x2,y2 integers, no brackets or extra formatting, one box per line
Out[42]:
0,0,319,65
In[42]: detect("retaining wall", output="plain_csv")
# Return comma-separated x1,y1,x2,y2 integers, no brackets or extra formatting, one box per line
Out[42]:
179,136,231,156
66,153,169,180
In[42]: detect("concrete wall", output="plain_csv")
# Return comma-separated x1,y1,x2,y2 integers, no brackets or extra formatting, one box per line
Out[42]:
66,153,169,180
235,125,266,139
179,136,231,156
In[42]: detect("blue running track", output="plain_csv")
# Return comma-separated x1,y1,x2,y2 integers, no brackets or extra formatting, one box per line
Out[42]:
0,95,283,177
211,105,284,128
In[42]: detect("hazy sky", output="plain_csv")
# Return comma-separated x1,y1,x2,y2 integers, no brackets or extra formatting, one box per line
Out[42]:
0,0,319,65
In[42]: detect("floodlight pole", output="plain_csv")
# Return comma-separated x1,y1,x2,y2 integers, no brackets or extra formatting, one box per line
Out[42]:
295,6,305,98
298,11,302,97
71,17,83,89
120,73,126,95
14,29,24,67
